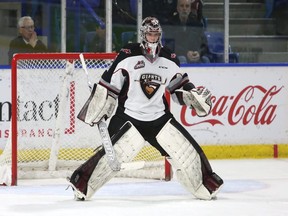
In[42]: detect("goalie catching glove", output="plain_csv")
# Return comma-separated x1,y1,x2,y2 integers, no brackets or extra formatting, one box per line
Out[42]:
175,87,212,117
77,83,117,125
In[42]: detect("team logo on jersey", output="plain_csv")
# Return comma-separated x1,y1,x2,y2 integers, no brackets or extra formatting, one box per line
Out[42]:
171,53,177,58
134,60,145,69
121,48,131,54
139,73,162,99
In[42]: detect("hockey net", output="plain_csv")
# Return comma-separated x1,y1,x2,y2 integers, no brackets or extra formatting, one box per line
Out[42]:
0,53,171,186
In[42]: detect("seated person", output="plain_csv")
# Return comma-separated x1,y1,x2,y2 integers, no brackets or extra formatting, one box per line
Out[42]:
84,18,119,52
274,0,288,35
8,16,47,64
143,0,176,24
172,27,210,64
169,0,204,27
164,0,210,63
191,0,205,25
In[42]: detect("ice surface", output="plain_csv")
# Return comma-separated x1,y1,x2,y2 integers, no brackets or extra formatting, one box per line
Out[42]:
0,159,287,216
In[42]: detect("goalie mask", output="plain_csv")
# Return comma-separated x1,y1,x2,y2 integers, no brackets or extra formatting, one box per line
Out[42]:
140,17,163,62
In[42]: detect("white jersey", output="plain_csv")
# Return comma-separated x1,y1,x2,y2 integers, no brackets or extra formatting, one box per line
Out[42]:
100,43,192,121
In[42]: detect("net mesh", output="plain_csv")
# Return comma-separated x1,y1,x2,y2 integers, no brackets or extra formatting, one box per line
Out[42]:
0,53,167,185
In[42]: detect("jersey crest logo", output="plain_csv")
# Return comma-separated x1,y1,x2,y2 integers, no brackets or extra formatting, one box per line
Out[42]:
121,48,131,54
171,53,177,58
139,73,162,99
134,60,145,69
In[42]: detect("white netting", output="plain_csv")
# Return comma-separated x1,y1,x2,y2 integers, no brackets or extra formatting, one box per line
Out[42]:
0,53,168,185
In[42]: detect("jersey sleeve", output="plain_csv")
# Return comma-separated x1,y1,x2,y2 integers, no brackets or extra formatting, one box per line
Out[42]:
99,43,139,96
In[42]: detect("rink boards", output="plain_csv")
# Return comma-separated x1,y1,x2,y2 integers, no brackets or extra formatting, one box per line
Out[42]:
1,63,288,159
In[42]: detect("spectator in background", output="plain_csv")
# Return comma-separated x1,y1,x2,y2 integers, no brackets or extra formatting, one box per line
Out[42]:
169,0,204,27
273,0,288,35
164,0,210,63
191,0,205,25
143,0,176,24
8,16,47,64
83,20,119,52
264,0,288,35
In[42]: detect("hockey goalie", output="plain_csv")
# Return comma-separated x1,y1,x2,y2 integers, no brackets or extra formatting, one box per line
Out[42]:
68,16,223,201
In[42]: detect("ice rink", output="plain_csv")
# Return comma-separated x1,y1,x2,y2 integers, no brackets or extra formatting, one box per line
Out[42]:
0,159,287,216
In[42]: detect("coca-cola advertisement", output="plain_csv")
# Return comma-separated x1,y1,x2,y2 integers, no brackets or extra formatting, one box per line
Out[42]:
170,66,288,145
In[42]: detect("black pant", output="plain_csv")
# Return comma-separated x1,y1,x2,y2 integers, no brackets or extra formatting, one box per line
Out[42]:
108,108,203,156
108,108,174,156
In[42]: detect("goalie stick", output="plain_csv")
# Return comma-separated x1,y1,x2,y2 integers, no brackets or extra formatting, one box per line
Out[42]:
79,53,121,171
98,120,121,171
79,54,144,171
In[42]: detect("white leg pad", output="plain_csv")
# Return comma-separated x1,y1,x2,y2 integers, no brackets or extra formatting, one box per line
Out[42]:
156,119,214,200
86,122,145,199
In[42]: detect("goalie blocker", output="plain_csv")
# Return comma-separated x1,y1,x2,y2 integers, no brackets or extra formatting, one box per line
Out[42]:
77,83,117,125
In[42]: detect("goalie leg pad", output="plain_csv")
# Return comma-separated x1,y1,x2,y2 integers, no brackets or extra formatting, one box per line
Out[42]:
68,146,105,201
68,121,144,200
156,119,223,200
199,152,224,197
77,83,116,125
85,121,145,200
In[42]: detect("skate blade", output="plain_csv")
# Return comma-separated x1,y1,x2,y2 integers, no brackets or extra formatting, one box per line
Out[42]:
66,177,87,201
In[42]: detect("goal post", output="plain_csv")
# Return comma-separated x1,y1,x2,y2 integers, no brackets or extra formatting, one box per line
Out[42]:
0,53,172,186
